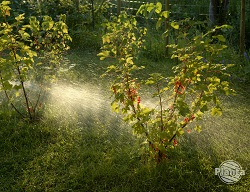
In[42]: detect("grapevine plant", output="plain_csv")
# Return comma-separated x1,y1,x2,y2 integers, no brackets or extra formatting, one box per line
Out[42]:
0,1,71,121
99,3,234,163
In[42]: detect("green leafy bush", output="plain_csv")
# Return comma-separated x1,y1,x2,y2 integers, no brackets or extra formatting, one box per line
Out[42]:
98,3,235,163
0,1,71,121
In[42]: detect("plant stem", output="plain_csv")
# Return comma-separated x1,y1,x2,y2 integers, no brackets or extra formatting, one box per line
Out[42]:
12,48,33,120
124,72,161,159
0,71,25,118
33,89,42,119
17,66,32,120
156,82,164,131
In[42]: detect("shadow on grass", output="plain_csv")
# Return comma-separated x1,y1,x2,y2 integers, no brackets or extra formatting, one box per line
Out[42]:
10,120,233,191
0,108,54,192
0,103,233,191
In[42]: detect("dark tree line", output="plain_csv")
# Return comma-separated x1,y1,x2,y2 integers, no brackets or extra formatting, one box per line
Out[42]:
209,0,230,26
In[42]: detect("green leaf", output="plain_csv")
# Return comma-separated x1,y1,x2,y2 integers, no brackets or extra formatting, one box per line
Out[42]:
15,91,20,97
161,11,169,18
194,125,201,133
208,76,220,85
145,80,155,85
15,14,25,22
136,4,145,15
29,16,40,31
195,110,203,120
155,2,162,14
123,114,134,122
99,57,105,61
219,24,232,30
140,107,152,115
60,14,67,22
146,3,155,13
97,51,110,60
212,35,226,42
23,57,34,65
1,1,10,5
18,30,30,40
208,84,217,92
126,57,134,64
62,23,68,33
148,7,155,18
171,22,179,30
177,128,184,136
111,101,120,113
196,56,203,60
102,35,110,44
212,95,220,105
107,65,117,71
21,67,28,72
211,107,222,116
42,18,54,30
156,18,164,30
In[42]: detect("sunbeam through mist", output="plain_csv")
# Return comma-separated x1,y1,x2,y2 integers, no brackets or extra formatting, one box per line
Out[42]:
46,83,125,130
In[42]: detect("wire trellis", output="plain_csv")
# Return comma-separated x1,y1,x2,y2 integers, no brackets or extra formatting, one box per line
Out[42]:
107,0,249,51
109,0,210,20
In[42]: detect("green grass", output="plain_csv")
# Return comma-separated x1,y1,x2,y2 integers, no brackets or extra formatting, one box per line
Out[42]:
0,49,250,191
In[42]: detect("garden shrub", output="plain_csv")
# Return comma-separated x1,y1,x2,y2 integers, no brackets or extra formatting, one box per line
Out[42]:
0,1,71,121
98,3,235,163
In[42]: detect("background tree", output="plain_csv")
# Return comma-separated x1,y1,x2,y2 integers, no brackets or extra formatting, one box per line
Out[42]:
209,0,230,26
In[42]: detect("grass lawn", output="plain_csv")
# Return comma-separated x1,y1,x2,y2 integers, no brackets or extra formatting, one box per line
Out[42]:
0,49,250,191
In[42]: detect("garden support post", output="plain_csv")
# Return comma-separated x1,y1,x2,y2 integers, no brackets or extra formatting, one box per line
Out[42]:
165,0,170,56
118,0,121,16
90,0,95,29
240,0,246,55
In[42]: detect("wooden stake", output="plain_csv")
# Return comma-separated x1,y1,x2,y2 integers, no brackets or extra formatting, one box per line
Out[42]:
165,0,170,56
118,0,121,16
240,0,246,55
